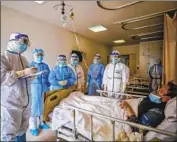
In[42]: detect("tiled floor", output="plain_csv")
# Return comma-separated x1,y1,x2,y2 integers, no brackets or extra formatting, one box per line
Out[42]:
26,128,57,141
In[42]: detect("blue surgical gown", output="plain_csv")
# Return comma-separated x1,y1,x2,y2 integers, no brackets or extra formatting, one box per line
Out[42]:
49,66,76,90
30,61,50,117
87,63,104,95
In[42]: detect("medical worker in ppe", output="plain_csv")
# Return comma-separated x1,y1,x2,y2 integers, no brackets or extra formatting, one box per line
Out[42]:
68,53,85,91
29,48,50,136
103,50,129,98
87,54,105,95
1,32,37,141
149,59,162,93
49,54,76,90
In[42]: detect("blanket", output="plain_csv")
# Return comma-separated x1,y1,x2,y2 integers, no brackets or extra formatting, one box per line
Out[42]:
52,91,143,141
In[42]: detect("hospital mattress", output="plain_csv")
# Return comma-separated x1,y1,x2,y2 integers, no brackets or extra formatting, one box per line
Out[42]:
43,86,77,122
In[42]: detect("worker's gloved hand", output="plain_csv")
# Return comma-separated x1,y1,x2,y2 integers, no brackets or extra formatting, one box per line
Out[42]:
121,83,126,93
28,76,36,81
59,80,67,86
16,67,37,78
103,85,107,91
24,67,37,75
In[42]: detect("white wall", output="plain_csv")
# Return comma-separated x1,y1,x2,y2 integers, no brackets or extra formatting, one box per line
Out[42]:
1,5,109,73
113,44,140,75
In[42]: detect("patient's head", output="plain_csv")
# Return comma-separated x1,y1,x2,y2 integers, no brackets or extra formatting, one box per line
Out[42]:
158,81,177,102
149,81,177,104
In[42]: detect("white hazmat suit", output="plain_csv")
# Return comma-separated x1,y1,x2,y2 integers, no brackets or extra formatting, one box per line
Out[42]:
103,50,129,99
1,33,37,141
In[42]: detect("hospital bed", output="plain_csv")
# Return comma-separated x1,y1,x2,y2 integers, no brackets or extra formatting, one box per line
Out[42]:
43,86,78,122
56,105,177,141
126,76,150,96
44,89,176,141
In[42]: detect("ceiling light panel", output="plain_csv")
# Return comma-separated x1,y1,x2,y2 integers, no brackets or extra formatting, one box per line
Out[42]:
88,25,107,32
113,39,126,43
34,1,45,4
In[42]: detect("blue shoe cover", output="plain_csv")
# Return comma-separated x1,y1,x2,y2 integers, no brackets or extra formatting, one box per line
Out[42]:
39,123,50,129
30,129,39,136
14,133,26,141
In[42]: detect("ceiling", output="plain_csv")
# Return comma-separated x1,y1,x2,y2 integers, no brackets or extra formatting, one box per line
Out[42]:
1,1,177,46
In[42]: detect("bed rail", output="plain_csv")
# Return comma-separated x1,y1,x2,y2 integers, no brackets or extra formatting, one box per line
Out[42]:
56,91,176,141
96,90,147,98
57,105,177,141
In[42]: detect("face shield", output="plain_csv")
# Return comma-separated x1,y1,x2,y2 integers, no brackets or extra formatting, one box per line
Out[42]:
93,54,101,64
57,55,67,67
18,37,30,46
9,35,30,46
70,54,79,66
7,33,30,54
33,51,44,63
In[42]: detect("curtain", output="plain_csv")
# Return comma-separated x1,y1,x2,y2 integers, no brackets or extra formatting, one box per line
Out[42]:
163,12,177,85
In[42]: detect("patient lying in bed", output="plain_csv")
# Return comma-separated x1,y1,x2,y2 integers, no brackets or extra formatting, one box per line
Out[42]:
51,91,144,141
51,82,177,141
120,81,177,140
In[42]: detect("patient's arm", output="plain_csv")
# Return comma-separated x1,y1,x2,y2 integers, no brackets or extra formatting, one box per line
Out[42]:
120,101,135,117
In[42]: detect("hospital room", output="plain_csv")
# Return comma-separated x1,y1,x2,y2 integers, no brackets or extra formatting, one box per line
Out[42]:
1,0,177,141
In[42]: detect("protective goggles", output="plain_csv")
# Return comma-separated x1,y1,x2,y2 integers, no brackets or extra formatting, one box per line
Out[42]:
110,55,120,58
57,56,66,61
71,55,79,59
34,52,44,57
19,37,30,46
72,58,79,61
94,57,100,60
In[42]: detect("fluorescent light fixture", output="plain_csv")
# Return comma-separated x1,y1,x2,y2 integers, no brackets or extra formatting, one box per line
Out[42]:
113,39,126,43
34,1,45,4
88,25,107,32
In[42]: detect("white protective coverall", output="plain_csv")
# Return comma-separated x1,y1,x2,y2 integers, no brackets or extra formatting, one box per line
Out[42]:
103,62,129,92
1,52,31,141
1,33,33,141
67,64,85,91
103,51,129,98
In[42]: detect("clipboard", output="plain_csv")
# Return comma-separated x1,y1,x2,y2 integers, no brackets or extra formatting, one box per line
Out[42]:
19,70,48,79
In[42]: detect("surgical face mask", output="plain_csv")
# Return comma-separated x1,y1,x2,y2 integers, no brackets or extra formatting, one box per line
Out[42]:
72,60,79,66
18,44,28,53
71,58,79,66
34,55,43,63
149,93,162,104
111,58,119,64
93,59,100,64
58,61,66,67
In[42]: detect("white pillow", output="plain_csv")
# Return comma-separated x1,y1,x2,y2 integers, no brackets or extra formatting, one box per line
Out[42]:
125,98,143,117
